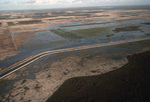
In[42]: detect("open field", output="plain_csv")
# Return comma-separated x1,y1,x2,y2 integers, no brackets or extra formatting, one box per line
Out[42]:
51,29,83,40
72,27,112,37
17,20,42,25
51,24,149,40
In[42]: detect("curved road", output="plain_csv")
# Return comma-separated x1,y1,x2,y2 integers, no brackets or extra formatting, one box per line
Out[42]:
0,37,150,80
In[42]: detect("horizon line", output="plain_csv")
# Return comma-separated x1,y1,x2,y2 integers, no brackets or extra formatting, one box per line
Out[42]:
0,4,150,12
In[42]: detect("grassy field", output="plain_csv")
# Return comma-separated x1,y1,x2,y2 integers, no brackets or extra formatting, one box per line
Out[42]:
72,27,112,37
7,22,15,26
20,40,66,49
51,29,83,40
18,20,42,25
61,22,110,27
0,15,11,20
50,40,67,45
71,25,144,37
135,39,150,47
111,39,150,51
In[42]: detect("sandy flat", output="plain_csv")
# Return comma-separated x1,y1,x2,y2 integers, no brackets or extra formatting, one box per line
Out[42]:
3,55,128,102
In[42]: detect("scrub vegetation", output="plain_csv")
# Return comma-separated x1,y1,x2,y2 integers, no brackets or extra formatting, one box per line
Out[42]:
18,20,42,25
72,27,112,37
7,22,15,26
51,29,83,40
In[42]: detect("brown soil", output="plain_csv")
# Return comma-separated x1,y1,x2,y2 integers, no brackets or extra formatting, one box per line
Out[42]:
0,51,17,61
0,28,15,51
14,31,40,47
0,28,18,60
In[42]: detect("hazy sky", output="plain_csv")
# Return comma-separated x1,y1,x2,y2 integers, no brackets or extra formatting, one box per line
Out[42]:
0,0,150,10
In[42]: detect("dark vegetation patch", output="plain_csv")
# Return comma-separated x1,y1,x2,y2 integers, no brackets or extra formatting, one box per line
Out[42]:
119,15,128,17
135,39,150,47
75,11,104,14
145,33,150,36
106,34,114,37
48,18,70,20
24,87,29,90
18,20,42,25
47,51,150,102
23,15,57,18
73,13,91,17
0,22,2,26
0,79,9,87
118,12,139,16
50,29,83,40
34,84,41,91
51,11,92,17
19,40,67,50
7,22,15,26
47,75,51,78
34,13,48,15
72,27,112,37
61,22,110,27
0,16,24,20
32,15,51,18
16,16,23,19
114,39,150,50
116,18,134,22
62,13,91,17
21,79,27,85
50,40,67,45
113,26,141,33
142,23,150,25
96,15,109,17
0,15,11,20
9,16,23,19
91,69,99,73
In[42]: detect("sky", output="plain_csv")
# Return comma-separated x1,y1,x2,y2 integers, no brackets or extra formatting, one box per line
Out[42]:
0,0,150,10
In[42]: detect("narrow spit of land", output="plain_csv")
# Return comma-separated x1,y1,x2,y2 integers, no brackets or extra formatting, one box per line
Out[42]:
0,37,150,80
